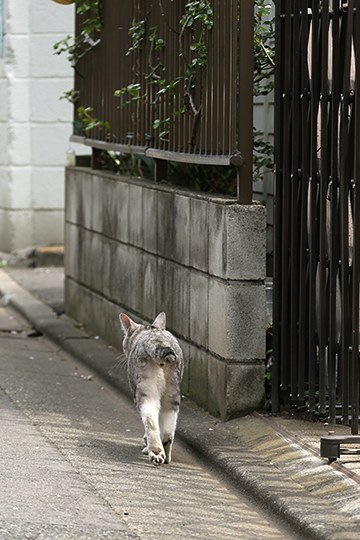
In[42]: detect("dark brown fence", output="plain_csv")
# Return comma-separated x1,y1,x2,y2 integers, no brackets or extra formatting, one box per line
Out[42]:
71,0,254,203
273,0,360,434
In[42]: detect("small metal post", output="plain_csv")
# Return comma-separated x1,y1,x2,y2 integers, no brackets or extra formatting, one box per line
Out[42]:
92,148,103,170
154,159,168,183
230,153,252,204
237,0,254,205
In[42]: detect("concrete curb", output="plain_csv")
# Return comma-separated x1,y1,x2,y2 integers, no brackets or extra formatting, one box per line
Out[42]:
0,245,64,268
1,268,360,539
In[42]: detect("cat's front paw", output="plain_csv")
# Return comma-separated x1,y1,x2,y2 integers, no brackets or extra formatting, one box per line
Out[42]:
149,448,166,466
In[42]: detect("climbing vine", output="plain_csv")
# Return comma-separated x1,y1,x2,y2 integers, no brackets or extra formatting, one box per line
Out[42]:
53,0,102,67
114,0,213,146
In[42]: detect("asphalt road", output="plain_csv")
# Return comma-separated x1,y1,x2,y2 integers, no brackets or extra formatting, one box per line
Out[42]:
0,305,301,540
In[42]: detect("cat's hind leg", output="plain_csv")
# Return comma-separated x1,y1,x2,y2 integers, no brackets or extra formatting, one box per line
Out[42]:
139,400,166,466
159,408,179,464
142,434,148,455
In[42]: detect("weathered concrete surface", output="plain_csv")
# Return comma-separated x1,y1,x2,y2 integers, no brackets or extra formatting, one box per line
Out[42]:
64,168,266,419
3,267,360,539
0,305,295,540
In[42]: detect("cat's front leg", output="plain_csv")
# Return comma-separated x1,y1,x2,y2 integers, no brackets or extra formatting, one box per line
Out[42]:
139,401,166,466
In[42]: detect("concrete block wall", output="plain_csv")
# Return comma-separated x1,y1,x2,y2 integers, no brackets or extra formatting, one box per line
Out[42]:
65,167,267,420
0,0,87,251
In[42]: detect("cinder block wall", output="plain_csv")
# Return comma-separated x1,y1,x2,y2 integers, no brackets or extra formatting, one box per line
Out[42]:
0,0,88,251
65,167,267,419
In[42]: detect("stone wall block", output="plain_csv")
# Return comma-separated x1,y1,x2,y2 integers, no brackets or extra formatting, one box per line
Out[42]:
172,264,190,339
9,79,30,122
173,194,190,265
189,270,209,347
101,237,114,299
114,243,144,315
111,243,131,308
32,211,64,246
65,171,77,224
31,124,72,166
0,81,8,123
209,203,266,280
65,278,124,351
30,79,72,123
126,247,144,315
7,0,30,34
226,363,265,418
102,177,118,239
208,202,226,278
68,170,93,229
77,227,91,287
142,187,158,254
225,204,266,280
177,339,190,395
156,258,174,329
89,232,104,292
6,35,30,78
157,189,174,258
81,173,93,230
31,168,64,209
128,183,143,248
100,176,129,242
0,126,9,166
10,167,32,208
8,124,30,165
188,344,208,410
91,175,104,233
207,356,227,419
142,253,158,321
190,198,209,272
64,223,80,280
208,280,266,360
30,35,71,77
114,181,129,244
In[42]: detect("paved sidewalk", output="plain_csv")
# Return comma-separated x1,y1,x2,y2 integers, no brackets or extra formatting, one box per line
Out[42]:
2,266,360,539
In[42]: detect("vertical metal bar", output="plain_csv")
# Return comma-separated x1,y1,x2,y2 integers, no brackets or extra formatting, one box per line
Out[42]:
298,0,311,403
339,1,354,425
272,0,284,412
308,0,321,411
237,0,254,204
290,0,301,400
280,0,293,399
229,0,237,155
280,1,292,398
319,0,330,414
351,0,360,436
329,0,341,424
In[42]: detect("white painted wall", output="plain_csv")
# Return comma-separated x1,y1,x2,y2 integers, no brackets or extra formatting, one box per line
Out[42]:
0,0,85,252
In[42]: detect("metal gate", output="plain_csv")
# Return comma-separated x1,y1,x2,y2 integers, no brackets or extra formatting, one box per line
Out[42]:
272,0,360,440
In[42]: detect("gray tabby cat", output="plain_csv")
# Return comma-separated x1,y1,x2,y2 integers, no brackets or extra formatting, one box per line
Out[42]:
119,312,184,466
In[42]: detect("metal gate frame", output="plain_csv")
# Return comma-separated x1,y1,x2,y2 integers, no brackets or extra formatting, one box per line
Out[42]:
272,0,360,459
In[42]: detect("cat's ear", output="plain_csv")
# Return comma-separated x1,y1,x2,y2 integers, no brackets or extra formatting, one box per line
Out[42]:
152,312,166,331
119,313,140,334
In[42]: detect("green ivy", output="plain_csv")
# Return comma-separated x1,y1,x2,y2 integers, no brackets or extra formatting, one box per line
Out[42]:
53,0,102,67
77,106,110,133
254,0,275,96
114,0,213,146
